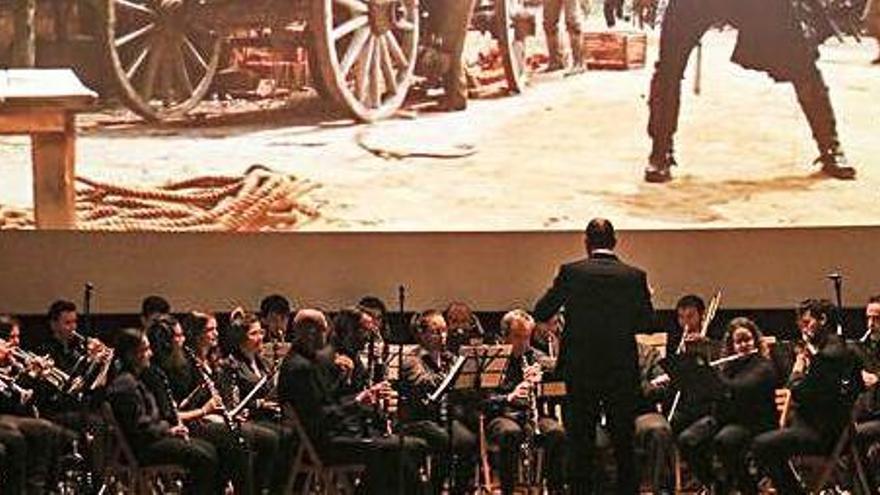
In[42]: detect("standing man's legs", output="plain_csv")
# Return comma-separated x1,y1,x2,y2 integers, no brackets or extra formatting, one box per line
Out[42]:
645,0,715,182
543,0,565,70
564,385,601,494
634,412,675,493
436,0,479,110
563,0,586,73
604,381,639,494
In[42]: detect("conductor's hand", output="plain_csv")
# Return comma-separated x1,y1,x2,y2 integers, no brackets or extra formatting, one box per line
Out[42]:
506,381,532,405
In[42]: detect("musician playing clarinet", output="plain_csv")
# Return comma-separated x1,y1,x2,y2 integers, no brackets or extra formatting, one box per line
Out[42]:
853,295,880,486
753,299,865,494
487,309,566,495
398,310,477,495
677,317,777,494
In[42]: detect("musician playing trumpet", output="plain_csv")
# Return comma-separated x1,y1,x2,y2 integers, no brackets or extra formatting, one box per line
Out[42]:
487,309,565,495
677,317,777,494
753,299,865,494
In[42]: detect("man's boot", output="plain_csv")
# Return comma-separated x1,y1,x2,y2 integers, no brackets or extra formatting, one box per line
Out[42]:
794,73,856,180
545,31,565,71
565,31,586,76
645,140,676,183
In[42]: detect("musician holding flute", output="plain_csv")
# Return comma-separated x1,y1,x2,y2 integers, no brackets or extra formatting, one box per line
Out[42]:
753,299,865,494
677,317,777,494
398,309,477,495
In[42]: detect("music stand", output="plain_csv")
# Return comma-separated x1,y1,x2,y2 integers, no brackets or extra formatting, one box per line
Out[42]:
384,344,420,381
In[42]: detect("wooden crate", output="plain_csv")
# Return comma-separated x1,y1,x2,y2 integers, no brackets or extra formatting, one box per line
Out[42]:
582,31,647,70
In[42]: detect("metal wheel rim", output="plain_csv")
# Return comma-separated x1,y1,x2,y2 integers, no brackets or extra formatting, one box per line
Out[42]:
312,0,419,122
104,0,223,120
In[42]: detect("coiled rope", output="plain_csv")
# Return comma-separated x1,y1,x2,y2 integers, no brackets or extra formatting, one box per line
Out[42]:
0,165,320,232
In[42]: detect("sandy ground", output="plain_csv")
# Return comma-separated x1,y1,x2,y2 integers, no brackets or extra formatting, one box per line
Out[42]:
1,23,878,231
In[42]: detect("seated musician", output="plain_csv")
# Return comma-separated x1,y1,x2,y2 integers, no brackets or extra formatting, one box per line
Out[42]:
632,339,676,494
752,299,865,494
677,317,777,494
107,328,220,494
259,294,293,344
325,307,377,399
667,294,724,433
445,301,487,351
398,310,477,494
487,309,565,495
217,310,293,489
531,311,563,359
140,295,172,330
145,315,256,495
854,295,880,485
278,317,427,493
358,296,395,343
0,315,74,494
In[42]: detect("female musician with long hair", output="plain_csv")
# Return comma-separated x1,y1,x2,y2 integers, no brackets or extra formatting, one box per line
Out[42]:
677,317,777,494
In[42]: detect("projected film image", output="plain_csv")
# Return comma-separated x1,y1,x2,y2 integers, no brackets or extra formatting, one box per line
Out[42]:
1,0,878,232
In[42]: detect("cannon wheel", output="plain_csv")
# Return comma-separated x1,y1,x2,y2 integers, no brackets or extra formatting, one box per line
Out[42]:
311,0,419,122
102,0,223,121
495,0,528,94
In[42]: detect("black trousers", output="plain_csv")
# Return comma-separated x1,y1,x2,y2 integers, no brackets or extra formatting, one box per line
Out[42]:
487,415,566,494
855,419,880,488
401,419,476,494
752,421,834,495
139,436,219,494
679,416,759,494
634,412,676,492
190,420,255,495
323,433,427,493
564,379,638,495
646,0,839,159
0,415,71,495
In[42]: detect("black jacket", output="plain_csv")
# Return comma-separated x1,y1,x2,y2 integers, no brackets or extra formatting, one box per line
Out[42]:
535,252,654,388
107,370,172,456
717,353,777,433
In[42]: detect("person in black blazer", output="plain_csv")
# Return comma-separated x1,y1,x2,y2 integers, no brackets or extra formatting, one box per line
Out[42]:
534,218,654,495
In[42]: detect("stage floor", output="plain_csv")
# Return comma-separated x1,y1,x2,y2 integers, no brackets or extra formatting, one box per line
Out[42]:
1,27,878,231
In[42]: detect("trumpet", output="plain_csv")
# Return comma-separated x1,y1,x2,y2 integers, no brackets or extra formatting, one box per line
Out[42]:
1,338,70,390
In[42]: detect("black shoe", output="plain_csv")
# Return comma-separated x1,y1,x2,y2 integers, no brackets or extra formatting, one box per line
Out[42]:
645,151,676,183
815,147,856,180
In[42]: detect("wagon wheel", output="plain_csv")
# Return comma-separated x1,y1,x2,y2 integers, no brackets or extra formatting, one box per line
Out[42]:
311,0,419,122
496,0,529,94
103,0,223,120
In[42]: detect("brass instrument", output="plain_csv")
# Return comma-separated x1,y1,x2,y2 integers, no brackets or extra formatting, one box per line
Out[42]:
1,337,71,390
669,289,722,422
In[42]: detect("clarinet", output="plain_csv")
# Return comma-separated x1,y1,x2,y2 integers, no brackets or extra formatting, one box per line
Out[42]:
185,348,247,448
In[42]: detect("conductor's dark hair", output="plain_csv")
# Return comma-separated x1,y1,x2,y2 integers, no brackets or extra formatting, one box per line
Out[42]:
585,218,616,250
141,295,171,318
260,294,291,317
676,295,706,315
48,300,76,321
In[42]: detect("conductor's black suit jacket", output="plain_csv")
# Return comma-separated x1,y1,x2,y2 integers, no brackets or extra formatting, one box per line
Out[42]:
534,252,654,390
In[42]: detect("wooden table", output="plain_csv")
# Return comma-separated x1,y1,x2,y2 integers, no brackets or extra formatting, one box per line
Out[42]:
0,69,96,229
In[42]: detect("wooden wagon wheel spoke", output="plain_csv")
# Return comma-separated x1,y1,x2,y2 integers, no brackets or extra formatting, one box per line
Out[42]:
173,44,193,96
394,18,415,31
355,35,376,103
115,22,154,48
369,40,382,107
332,14,368,41
115,0,156,17
377,36,398,94
139,36,164,102
340,26,370,76
383,32,407,68
125,45,151,79
182,34,209,71
333,0,368,14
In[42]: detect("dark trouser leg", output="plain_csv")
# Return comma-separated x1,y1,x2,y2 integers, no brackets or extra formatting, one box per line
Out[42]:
436,0,479,108
678,415,719,489
488,416,524,495
142,437,219,494
328,434,427,493
241,421,280,493
0,425,27,495
646,0,714,173
603,0,623,27
191,421,254,495
402,419,476,494
1,415,70,495
752,424,826,495
565,388,600,495
604,382,639,494
543,0,564,68
634,412,675,492
538,417,566,491
714,424,755,494
564,0,585,69
792,65,855,178
855,420,880,488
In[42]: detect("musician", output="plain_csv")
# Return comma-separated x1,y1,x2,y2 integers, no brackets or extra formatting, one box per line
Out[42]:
534,218,653,495
532,311,563,359
259,294,292,343
107,328,220,493
358,296,395,343
487,309,566,495
278,318,427,493
633,340,676,494
0,315,73,494
444,301,486,352
327,308,373,398
854,295,880,485
677,317,777,494
399,309,477,494
753,299,865,494
181,311,282,493
140,295,171,330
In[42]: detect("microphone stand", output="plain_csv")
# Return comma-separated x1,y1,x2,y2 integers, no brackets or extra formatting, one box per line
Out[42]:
83,282,94,338
828,272,845,337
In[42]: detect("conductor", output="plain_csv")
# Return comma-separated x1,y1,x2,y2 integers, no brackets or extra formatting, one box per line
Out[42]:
534,218,654,494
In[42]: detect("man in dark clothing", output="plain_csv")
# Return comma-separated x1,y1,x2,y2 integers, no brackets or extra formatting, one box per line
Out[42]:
278,318,426,493
633,341,676,494
534,218,654,494
645,0,863,182
398,309,477,494
752,299,865,494
422,0,478,111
